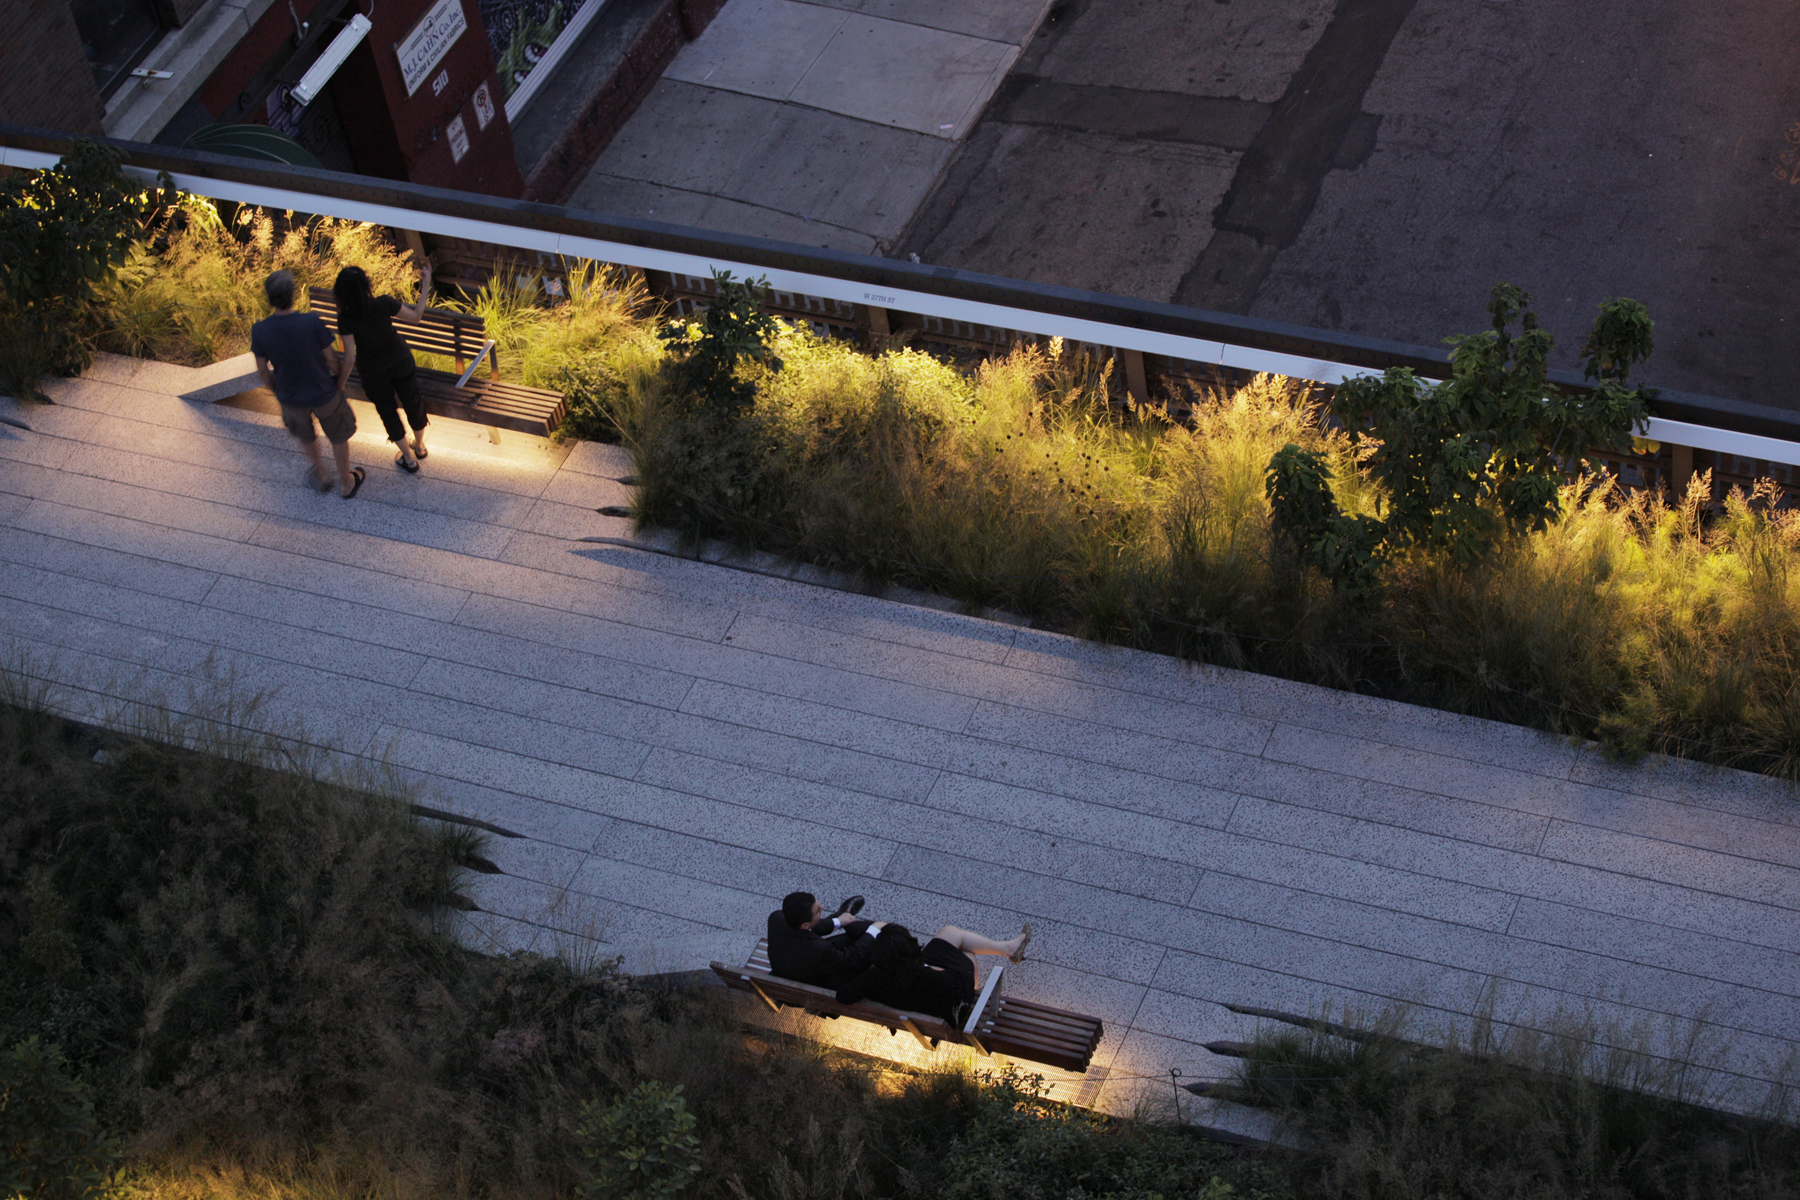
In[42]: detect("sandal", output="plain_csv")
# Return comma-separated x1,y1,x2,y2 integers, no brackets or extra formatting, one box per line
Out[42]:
1010,923,1032,964
395,451,420,473
341,466,366,499
412,442,429,459
304,466,332,493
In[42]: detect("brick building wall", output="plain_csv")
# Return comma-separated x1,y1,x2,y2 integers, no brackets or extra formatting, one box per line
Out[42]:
1,0,104,135
350,0,524,197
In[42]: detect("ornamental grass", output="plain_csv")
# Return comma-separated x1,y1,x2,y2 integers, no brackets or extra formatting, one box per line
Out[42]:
621,321,1800,779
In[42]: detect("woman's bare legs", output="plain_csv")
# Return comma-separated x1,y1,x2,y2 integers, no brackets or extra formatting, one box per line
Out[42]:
935,924,1031,972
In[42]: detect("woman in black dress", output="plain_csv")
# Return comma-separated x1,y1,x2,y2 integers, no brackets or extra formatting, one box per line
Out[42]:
332,261,433,472
836,922,1030,1029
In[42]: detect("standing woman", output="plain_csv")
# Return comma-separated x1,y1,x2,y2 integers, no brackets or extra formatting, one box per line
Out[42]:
332,259,433,472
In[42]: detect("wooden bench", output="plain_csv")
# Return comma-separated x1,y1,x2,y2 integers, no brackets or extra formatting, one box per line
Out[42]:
306,286,567,438
711,938,1104,1074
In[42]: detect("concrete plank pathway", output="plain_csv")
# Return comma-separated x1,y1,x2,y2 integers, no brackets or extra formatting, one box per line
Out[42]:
5,356,1800,1112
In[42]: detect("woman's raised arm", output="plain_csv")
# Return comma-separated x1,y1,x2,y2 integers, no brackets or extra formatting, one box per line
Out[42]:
397,258,434,324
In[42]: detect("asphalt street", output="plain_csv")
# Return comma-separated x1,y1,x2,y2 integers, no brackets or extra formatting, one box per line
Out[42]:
898,0,1800,409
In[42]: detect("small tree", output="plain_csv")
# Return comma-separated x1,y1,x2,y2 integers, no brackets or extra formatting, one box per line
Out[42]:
575,1081,703,1200
658,270,782,416
0,140,167,392
0,1038,119,1200
1267,284,1654,593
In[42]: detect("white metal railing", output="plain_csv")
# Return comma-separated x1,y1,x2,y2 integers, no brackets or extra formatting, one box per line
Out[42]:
2,141,1793,469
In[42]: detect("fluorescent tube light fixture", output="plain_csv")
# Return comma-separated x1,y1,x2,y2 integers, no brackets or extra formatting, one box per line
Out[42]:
292,13,372,106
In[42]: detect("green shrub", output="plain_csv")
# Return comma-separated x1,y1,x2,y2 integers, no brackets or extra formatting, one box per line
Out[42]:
939,1070,1263,1200
428,259,658,397
0,1036,119,1200
1234,1009,1800,1200
576,1081,703,1199
0,140,166,393
658,270,783,418
1268,285,1653,589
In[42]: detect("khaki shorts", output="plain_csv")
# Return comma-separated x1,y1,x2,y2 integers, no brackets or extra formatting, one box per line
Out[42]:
280,392,356,445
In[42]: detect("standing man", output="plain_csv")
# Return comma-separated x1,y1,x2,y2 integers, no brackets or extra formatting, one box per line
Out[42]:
251,270,365,498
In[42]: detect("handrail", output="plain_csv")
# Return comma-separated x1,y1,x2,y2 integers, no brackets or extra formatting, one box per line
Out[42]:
3,120,1797,466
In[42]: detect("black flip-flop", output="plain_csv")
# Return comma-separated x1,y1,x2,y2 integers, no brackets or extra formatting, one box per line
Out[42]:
304,466,332,493
341,466,366,499
395,452,420,473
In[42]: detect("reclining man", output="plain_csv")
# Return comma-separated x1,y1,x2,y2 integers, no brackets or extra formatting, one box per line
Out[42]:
767,891,887,989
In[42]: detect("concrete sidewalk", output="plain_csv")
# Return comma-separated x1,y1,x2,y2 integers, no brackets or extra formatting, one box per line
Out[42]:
6,355,1800,1112
566,0,1052,253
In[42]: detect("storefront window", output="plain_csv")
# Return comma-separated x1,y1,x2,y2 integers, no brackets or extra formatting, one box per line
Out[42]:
73,0,166,99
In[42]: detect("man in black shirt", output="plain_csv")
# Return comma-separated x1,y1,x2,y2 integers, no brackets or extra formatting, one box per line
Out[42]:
766,891,885,990
251,270,365,498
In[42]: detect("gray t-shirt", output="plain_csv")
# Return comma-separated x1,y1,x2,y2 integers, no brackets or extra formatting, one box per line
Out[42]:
250,311,336,408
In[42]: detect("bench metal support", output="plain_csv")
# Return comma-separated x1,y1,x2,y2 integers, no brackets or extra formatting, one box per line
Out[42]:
455,339,498,388
897,1016,935,1052
744,976,781,1013
962,960,1005,1056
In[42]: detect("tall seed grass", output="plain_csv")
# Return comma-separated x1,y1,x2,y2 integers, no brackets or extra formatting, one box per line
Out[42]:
1234,1004,1800,1199
626,321,1800,777
1,675,1268,1200
426,259,662,383
634,328,1346,627
95,198,417,365
1397,474,1800,772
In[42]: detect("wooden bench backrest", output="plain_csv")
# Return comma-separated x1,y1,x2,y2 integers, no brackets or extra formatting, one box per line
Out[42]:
307,286,496,377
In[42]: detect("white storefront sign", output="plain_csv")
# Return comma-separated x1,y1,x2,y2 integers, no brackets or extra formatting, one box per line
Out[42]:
472,80,495,130
446,114,470,162
398,0,468,96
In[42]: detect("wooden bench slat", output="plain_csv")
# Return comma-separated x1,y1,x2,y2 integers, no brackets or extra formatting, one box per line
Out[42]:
333,364,564,438
986,1022,1095,1053
993,1014,1101,1050
984,1005,1100,1040
983,1026,1086,1059
982,1039,1095,1073
984,1020,1096,1055
986,1000,1094,1036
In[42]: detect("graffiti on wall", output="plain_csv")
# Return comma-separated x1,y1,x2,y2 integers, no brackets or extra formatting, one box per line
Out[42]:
479,0,584,99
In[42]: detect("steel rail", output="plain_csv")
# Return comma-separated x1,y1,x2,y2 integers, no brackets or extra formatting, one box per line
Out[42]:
3,120,1796,465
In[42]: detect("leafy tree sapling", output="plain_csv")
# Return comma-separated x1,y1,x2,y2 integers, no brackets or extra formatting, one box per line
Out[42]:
1266,283,1654,591
658,269,783,416
0,141,169,392
576,1081,703,1199
0,1037,119,1200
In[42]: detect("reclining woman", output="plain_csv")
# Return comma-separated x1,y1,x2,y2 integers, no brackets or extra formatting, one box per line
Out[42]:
332,259,434,472
835,922,1030,1030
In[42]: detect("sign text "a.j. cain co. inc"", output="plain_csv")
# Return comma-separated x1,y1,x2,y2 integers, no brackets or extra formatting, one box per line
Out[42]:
397,0,468,96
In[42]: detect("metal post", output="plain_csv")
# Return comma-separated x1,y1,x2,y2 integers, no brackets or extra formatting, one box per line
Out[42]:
1122,348,1148,405
1670,443,1693,497
867,304,891,352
